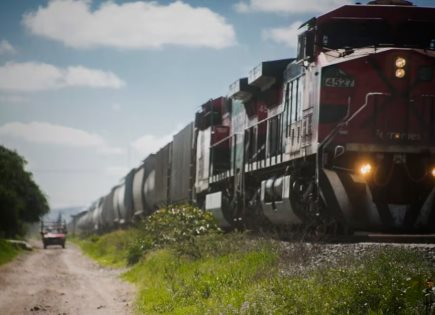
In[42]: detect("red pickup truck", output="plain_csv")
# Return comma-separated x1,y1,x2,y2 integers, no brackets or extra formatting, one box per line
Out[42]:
40,222,67,249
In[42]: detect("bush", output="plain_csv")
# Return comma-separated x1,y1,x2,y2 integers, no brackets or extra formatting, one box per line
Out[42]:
133,204,221,259
127,241,146,266
76,205,220,266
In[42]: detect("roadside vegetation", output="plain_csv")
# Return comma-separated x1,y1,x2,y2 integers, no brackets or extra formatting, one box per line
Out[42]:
0,145,49,238
0,240,21,266
75,205,435,315
73,229,139,268
0,145,48,265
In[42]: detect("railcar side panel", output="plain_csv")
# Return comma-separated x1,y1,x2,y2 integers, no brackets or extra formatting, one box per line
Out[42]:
154,143,172,208
170,122,194,204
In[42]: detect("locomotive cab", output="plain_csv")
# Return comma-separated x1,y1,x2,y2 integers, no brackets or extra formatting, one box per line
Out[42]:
302,1,435,233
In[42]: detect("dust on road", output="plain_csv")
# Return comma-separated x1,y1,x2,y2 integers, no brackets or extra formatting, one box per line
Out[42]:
0,241,134,315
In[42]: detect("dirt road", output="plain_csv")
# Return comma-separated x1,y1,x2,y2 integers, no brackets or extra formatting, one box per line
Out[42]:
0,241,134,315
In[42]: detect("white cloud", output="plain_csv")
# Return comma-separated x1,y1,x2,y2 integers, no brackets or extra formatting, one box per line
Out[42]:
0,40,16,54
234,2,250,13
0,121,124,155
0,62,124,92
263,21,302,48
62,65,124,88
234,0,351,14
23,0,236,49
131,124,184,158
131,133,174,158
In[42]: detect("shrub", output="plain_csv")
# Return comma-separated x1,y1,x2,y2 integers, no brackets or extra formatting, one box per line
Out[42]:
134,204,221,259
127,240,147,265
76,205,220,266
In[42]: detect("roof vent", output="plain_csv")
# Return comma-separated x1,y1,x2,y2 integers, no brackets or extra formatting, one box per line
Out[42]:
367,0,413,5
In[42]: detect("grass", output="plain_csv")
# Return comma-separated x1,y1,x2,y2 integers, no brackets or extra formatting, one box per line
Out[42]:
73,205,435,314
81,231,433,315
123,234,277,315
73,229,139,268
0,239,21,265
75,229,435,314
249,248,432,315
121,237,434,315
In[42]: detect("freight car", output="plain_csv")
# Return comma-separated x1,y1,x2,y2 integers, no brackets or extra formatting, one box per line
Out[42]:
75,0,435,235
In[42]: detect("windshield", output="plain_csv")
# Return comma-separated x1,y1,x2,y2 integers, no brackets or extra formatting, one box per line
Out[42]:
319,19,435,50
397,21,435,48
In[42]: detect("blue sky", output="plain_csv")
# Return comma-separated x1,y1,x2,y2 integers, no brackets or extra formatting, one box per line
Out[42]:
0,0,434,209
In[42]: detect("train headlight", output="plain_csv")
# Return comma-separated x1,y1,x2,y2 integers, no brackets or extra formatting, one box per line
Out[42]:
394,57,407,78
395,57,406,68
431,167,435,178
395,68,406,78
359,163,373,176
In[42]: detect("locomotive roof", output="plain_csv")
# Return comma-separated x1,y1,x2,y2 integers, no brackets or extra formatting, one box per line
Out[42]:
312,3,435,28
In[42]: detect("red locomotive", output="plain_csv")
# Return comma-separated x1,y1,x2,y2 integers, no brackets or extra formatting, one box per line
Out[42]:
196,0,435,233
75,0,435,236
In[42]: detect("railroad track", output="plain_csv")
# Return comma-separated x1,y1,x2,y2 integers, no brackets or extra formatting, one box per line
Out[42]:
329,233,435,244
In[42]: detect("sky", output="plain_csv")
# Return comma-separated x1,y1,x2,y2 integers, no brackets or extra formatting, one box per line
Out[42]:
1,0,434,210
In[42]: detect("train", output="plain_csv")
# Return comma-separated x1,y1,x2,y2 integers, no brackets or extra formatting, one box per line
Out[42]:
71,0,435,236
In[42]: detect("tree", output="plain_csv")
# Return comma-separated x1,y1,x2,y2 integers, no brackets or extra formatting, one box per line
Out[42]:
0,145,49,238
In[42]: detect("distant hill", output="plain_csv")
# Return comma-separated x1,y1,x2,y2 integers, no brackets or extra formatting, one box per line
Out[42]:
43,206,86,223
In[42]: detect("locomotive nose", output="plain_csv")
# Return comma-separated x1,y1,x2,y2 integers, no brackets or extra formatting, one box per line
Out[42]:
359,50,435,147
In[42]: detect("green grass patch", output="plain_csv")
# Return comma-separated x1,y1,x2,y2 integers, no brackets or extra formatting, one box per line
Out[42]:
123,233,277,315
0,239,21,265
242,248,433,315
72,206,435,314
73,229,139,268
123,237,434,315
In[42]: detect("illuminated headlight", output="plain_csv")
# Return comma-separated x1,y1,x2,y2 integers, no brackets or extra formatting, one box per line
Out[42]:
395,57,406,68
395,68,406,78
359,163,373,176
431,167,435,178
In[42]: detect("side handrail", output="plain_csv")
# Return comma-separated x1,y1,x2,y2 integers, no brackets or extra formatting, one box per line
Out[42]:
319,92,390,152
